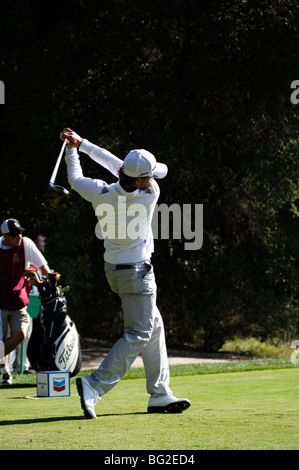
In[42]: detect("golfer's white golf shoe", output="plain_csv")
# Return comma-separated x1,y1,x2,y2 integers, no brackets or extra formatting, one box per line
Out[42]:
76,377,100,419
147,393,191,413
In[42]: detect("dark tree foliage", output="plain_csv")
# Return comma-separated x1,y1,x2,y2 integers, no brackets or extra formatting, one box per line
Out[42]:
0,0,298,349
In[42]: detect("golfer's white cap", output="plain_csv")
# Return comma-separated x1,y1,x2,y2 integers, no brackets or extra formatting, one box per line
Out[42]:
122,149,168,179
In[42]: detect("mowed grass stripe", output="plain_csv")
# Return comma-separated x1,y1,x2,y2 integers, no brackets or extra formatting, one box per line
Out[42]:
0,368,298,450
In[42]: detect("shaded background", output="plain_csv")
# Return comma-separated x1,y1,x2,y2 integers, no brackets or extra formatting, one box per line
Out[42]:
1,0,298,350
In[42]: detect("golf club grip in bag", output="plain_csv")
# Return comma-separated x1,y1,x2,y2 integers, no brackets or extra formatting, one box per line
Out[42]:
27,271,82,377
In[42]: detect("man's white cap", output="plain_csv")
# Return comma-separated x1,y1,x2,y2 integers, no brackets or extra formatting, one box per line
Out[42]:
1,218,25,236
122,149,168,179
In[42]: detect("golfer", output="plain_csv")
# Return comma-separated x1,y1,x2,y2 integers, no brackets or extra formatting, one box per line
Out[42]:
61,128,190,418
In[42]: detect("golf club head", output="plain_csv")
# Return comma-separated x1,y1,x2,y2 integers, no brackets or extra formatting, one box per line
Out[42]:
47,183,70,208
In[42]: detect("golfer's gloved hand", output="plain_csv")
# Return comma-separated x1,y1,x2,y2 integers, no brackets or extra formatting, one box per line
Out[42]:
60,128,83,148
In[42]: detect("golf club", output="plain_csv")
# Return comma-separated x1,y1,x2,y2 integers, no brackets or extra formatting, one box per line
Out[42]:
47,137,70,208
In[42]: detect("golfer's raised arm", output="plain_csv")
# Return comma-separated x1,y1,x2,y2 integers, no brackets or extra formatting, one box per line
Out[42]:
65,146,105,203
61,128,122,178
79,140,122,178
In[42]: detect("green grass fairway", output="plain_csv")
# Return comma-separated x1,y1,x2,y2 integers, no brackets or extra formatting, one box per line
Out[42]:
0,366,298,450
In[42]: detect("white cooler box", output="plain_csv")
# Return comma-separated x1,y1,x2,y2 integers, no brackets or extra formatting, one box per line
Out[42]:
37,371,71,397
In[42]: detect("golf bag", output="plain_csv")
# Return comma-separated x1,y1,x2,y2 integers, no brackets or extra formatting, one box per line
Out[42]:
26,269,82,377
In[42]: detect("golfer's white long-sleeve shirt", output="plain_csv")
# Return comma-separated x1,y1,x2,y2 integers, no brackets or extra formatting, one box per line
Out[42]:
65,140,162,264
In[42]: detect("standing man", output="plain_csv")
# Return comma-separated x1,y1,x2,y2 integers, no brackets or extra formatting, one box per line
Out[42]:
0,219,49,383
61,127,190,419
32,233,47,253
7,232,47,375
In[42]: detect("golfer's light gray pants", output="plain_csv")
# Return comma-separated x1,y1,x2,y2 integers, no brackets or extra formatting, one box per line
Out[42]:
85,261,171,397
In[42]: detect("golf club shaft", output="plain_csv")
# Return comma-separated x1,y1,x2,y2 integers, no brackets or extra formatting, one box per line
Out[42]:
49,138,68,185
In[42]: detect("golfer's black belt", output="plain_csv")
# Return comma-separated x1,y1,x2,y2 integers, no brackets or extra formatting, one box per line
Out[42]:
115,262,147,270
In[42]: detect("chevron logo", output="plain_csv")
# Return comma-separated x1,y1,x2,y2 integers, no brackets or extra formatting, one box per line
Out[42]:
53,377,66,392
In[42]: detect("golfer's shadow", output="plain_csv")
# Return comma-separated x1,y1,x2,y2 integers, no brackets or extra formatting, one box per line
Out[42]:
0,412,147,426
